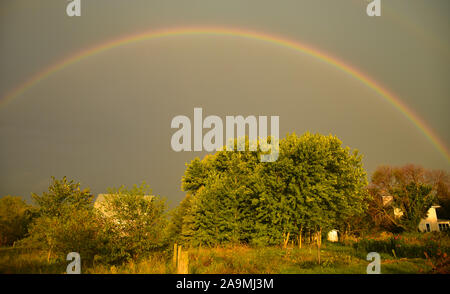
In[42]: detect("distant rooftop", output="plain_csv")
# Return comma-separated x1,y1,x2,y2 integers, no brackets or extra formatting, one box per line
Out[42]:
94,193,154,208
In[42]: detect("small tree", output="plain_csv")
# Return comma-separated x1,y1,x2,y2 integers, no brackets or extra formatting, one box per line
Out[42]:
391,182,435,232
97,182,167,263
22,177,98,262
0,196,32,246
24,209,100,263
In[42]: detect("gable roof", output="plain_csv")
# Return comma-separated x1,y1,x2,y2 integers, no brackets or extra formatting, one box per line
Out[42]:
94,193,154,209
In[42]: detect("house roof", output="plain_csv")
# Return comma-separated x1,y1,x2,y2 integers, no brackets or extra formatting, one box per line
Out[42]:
94,193,153,208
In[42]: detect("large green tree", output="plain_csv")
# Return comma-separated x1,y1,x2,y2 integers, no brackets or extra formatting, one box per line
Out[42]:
257,133,368,245
177,133,368,247
180,148,262,246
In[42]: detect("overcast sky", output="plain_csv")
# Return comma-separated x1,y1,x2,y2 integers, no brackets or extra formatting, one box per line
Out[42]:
0,0,449,206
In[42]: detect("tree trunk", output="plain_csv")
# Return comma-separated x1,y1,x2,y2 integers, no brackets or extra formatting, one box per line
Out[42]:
316,229,322,265
47,247,52,263
283,232,290,249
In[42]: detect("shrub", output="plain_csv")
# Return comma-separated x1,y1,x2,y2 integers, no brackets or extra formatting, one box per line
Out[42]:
96,182,168,264
353,232,450,259
20,209,101,264
0,196,32,246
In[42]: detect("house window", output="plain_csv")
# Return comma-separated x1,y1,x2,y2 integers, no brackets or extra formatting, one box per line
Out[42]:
426,223,430,232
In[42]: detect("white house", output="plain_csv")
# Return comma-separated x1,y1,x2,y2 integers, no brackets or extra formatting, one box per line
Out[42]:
418,205,450,232
94,193,154,218
325,195,449,242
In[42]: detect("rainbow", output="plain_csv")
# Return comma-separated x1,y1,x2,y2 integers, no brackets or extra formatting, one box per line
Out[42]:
1,26,448,162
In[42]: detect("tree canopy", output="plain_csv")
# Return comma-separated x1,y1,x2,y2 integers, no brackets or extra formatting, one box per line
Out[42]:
177,133,369,246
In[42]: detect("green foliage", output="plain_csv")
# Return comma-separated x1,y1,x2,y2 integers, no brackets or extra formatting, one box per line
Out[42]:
97,182,168,264
31,176,93,217
0,247,67,274
180,145,263,246
19,179,168,265
179,133,368,246
392,182,435,231
0,196,32,246
167,194,193,244
353,232,450,260
257,133,368,243
21,177,98,262
0,242,439,274
22,209,101,263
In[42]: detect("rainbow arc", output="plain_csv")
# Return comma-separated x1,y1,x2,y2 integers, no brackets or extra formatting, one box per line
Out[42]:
1,27,448,162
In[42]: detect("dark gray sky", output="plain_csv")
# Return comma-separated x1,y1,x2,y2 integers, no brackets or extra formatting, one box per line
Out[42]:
0,0,449,207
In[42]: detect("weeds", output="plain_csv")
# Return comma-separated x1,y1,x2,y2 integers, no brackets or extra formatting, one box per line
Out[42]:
0,235,445,274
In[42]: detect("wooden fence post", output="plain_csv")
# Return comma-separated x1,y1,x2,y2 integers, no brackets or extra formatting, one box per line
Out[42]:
177,247,189,274
298,227,302,249
173,243,178,267
316,230,322,265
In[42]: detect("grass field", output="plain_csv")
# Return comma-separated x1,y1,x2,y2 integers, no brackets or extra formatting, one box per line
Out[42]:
0,240,444,274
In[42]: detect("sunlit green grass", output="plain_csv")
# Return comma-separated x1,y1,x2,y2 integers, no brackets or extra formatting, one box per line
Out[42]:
0,247,66,274
0,242,436,274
